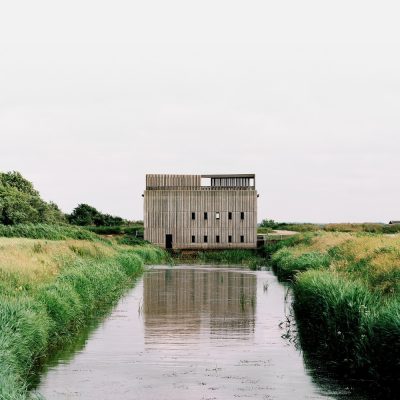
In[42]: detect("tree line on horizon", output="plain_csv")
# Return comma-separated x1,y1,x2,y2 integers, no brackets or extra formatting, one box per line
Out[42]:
2,170,398,234
0,171,129,227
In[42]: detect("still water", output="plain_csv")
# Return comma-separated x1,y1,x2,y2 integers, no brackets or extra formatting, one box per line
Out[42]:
34,266,361,399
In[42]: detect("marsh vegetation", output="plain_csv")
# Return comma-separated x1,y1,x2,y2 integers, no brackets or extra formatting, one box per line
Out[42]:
269,231,400,394
0,234,168,400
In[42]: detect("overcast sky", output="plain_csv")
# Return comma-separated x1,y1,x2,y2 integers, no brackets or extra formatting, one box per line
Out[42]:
1,1,399,222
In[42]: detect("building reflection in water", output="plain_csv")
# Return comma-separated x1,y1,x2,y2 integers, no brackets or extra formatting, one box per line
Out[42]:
143,269,256,343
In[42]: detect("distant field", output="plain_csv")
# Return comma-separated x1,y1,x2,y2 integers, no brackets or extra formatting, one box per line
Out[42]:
258,222,400,234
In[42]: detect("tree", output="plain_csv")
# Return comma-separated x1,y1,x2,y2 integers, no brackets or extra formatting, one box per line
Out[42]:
0,171,65,225
67,204,126,226
259,219,279,229
67,204,100,226
0,171,39,196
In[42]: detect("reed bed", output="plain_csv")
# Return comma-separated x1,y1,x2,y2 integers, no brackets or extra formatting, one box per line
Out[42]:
194,249,264,269
0,224,100,241
0,238,168,400
268,232,400,391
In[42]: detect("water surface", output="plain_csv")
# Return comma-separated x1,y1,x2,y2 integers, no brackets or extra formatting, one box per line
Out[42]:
34,266,360,399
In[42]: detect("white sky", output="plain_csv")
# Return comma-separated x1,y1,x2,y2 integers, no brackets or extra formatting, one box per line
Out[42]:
1,1,399,222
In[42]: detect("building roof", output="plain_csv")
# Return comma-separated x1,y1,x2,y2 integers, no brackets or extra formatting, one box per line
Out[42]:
145,174,256,189
201,174,255,178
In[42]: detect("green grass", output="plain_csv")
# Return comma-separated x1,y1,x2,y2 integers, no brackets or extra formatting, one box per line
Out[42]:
294,270,399,390
192,249,265,269
271,249,330,280
267,232,400,391
116,235,148,246
0,224,101,241
259,221,400,234
84,224,144,236
0,242,168,400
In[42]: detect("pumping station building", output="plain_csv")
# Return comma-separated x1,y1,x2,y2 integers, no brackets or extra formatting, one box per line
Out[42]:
143,174,258,249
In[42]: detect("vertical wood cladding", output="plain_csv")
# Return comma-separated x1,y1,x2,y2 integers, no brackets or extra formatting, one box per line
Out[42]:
144,174,257,249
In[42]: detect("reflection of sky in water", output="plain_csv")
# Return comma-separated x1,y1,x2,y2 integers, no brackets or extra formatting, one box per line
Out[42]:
35,267,364,400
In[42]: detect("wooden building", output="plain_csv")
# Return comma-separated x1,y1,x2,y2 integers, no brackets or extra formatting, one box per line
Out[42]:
144,174,258,249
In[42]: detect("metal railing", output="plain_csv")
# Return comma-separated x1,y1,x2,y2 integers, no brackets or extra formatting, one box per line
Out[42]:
146,186,256,191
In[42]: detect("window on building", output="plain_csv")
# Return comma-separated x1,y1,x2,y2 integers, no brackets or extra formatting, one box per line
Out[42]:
228,212,232,220
191,212,195,220
216,235,220,243
240,235,244,243
204,212,208,220
216,212,220,220
191,235,195,243
241,212,245,220
204,235,208,243
228,235,232,243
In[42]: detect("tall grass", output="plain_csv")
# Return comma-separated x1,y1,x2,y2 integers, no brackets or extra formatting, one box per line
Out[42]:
193,249,264,269
268,231,400,392
0,224,101,241
0,242,168,400
271,250,330,280
84,224,144,236
293,270,399,391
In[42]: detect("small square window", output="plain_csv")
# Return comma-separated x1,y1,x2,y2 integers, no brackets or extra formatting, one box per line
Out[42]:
191,235,195,243
216,235,220,243
240,212,245,220
204,235,208,243
240,235,244,243
204,212,208,220
228,212,232,220
191,212,196,220
228,235,232,243
216,212,220,220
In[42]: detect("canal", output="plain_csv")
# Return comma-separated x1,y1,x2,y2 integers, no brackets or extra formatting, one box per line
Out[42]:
33,266,363,399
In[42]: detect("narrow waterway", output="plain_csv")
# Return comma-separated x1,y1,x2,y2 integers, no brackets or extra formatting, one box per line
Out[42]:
33,266,362,399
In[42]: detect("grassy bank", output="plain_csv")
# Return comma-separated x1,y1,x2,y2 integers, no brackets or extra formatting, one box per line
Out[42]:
0,236,168,400
259,222,400,234
84,223,144,236
268,232,400,392
0,223,101,241
173,249,266,270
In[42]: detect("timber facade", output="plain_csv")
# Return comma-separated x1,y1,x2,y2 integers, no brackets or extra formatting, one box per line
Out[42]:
144,174,258,249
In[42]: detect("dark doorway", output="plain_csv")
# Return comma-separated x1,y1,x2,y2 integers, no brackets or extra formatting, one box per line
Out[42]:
166,234,173,249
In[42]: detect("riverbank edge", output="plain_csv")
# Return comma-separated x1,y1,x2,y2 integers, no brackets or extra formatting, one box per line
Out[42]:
269,234,399,394
0,245,168,400
170,248,267,270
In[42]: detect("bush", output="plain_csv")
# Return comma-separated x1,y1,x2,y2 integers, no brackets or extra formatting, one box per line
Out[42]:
116,235,148,246
67,204,125,226
383,224,400,234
